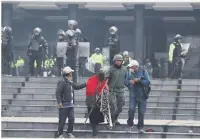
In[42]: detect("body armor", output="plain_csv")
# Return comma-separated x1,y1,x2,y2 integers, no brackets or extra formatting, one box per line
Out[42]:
30,39,40,51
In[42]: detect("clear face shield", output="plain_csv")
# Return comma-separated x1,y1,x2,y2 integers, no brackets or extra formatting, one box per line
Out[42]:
58,35,64,40
34,31,40,36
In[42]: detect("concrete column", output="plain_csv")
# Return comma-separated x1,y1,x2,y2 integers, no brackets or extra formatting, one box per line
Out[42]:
68,4,78,83
2,3,13,27
68,4,78,20
134,5,145,65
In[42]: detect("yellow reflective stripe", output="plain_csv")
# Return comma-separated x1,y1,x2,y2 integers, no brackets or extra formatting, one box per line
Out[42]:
169,44,175,62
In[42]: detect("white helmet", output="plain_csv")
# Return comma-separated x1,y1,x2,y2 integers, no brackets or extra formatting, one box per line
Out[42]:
123,51,129,56
109,26,118,35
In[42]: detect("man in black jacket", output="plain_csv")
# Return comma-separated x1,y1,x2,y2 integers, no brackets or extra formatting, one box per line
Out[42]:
55,66,86,138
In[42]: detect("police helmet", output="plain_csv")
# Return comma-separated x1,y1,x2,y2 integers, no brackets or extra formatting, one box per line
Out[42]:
109,26,118,35
113,54,123,61
33,27,42,34
95,47,100,52
174,34,182,40
57,29,66,37
3,26,12,33
123,51,129,56
75,28,81,34
68,20,78,29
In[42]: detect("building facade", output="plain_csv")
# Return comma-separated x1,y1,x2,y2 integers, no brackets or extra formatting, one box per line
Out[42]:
2,1,200,78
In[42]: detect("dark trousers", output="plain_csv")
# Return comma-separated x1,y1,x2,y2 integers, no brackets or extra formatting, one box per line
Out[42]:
94,63,101,74
127,95,147,129
58,107,74,135
2,53,11,75
171,57,185,79
57,57,64,76
29,51,42,76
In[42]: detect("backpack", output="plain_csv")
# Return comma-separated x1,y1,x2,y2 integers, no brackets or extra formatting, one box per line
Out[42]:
142,69,151,99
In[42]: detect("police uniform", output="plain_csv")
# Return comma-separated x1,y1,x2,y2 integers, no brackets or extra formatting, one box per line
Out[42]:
2,27,13,75
28,30,48,76
169,35,185,79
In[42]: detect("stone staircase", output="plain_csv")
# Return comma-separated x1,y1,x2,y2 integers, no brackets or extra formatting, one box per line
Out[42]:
1,76,200,138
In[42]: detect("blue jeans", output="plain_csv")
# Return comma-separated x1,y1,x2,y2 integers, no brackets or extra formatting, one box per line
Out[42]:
127,94,147,129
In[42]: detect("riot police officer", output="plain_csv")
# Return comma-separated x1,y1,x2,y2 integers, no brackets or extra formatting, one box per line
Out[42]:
55,29,67,76
106,26,120,65
2,26,13,76
168,34,185,79
66,20,79,82
27,27,48,76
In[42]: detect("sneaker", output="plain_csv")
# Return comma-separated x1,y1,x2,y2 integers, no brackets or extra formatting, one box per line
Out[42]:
126,126,133,131
138,128,145,134
114,120,120,125
57,134,65,138
66,133,75,138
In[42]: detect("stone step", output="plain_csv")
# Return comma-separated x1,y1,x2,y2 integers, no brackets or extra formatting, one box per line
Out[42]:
1,82,23,87
1,87,182,96
2,98,199,110
2,109,200,120
1,76,25,82
12,94,175,102
2,110,175,120
3,87,199,96
2,76,200,84
3,128,200,138
182,79,200,85
2,117,200,133
1,99,177,108
5,105,177,114
8,99,177,107
1,88,19,94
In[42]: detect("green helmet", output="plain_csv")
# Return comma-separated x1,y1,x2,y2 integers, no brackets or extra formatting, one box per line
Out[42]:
113,54,123,61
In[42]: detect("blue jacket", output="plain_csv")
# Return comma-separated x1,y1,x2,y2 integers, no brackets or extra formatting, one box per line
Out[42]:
124,67,151,98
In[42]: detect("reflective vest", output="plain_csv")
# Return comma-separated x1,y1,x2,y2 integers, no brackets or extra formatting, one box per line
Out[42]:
90,53,104,66
34,59,55,69
16,59,24,68
169,42,183,63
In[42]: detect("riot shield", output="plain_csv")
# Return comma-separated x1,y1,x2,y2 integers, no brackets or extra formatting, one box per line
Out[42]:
78,42,90,58
56,42,68,57
102,47,110,66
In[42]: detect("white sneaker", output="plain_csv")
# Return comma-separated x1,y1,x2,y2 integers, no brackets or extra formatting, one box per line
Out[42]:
57,134,65,138
66,133,75,138
138,129,145,133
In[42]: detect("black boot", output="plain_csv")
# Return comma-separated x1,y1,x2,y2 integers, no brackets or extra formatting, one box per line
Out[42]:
91,124,97,137
114,114,120,125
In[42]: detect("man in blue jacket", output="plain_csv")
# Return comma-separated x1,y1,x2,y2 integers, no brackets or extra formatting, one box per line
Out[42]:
124,60,151,133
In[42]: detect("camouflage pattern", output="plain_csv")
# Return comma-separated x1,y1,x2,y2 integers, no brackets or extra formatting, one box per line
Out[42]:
109,90,125,121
